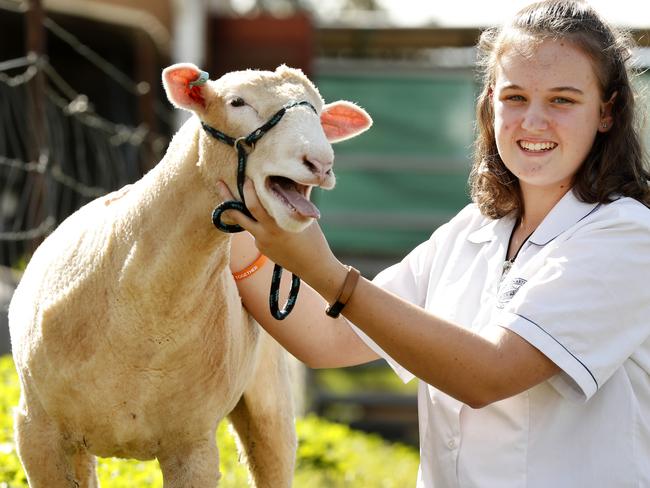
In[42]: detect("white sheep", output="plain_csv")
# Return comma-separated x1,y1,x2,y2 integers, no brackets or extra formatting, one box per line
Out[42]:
8,63,372,487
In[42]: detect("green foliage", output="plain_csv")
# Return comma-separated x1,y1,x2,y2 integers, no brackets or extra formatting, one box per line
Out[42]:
0,356,26,487
0,355,418,487
313,363,417,395
295,416,418,487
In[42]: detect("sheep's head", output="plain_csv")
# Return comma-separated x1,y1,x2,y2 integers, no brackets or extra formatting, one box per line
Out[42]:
162,63,372,232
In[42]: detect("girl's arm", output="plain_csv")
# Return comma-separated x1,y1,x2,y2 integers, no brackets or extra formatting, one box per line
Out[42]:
229,230,380,368
220,180,560,408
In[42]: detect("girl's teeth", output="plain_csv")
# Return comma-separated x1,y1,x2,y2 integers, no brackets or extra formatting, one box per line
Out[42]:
520,141,556,151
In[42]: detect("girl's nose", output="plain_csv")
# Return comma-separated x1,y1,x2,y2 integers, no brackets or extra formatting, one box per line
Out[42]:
521,105,549,132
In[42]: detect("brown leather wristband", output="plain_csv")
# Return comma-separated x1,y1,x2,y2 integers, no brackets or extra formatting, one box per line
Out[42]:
325,266,360,318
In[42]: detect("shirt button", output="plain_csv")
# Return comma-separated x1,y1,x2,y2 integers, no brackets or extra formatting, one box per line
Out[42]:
447,439,456,449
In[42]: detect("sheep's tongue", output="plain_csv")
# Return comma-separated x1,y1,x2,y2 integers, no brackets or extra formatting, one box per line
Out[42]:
270,180,321,219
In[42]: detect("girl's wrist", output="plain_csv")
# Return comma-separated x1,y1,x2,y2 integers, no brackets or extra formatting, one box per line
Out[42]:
229,232,259,273
303,257,350,304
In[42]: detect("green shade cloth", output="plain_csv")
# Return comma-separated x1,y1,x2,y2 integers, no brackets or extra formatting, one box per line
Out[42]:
315,68,476,256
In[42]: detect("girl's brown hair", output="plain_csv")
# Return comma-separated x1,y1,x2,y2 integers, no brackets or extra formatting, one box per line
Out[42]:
470,0,650,218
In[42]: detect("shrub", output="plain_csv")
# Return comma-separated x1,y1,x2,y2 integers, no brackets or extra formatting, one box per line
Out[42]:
313,362,418,395
0,355,418,487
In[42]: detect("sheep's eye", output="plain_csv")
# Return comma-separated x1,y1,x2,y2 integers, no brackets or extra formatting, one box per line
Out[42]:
230,97,246,107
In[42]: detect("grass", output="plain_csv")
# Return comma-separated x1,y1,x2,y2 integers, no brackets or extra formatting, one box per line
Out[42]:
0,355,418,487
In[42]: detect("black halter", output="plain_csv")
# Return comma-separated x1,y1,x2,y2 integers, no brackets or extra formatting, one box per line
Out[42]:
204,100,318,320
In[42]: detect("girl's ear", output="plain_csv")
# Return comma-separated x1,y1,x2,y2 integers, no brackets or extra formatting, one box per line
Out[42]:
321,101,373,143
162,63,210,113
598,91,617,133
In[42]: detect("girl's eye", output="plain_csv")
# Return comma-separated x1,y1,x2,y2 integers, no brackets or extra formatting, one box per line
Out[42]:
505,95,526,102
230,97,246,107
551,97,573,104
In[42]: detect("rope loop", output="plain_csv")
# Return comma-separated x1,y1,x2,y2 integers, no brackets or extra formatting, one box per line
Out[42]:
211,201,250,233
270,264,301,320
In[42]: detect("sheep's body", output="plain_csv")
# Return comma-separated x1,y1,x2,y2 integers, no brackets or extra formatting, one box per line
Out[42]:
10,117,293,486
9,64,371,487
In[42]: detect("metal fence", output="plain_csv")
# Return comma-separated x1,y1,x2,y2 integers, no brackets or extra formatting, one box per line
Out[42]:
0,8,170,354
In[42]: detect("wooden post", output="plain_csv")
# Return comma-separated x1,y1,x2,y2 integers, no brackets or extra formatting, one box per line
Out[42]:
25,0,47,157
134,29,158,174
24,0,49,251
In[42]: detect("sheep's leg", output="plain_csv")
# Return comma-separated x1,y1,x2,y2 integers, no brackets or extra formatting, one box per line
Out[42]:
158,438,220,488
228,337,296,488
14,393,99,487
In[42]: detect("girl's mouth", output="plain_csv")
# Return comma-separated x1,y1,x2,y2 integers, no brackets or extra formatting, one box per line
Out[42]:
518,140,558,152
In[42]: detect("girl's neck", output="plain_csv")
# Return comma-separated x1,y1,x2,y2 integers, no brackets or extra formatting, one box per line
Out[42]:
519,183,572,233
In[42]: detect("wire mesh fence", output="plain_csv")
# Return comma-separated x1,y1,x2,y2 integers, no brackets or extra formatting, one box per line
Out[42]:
0,61,156,267
0,15,169,269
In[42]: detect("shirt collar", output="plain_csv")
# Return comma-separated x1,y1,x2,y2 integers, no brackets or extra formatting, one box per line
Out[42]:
466,190,600,246
527,190,600,246
467,213,514,244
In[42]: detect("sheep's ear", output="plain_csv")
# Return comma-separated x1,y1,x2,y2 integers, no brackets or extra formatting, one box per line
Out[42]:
162,63,210,112
321,101,372,143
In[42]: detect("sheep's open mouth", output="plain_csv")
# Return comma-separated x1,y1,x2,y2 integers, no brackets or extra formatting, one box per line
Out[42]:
268,176,320,219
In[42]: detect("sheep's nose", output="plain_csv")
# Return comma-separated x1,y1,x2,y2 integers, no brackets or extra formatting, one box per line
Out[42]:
303,156,333,179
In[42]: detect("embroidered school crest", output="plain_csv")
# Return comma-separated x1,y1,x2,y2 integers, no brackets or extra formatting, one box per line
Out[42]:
497,277,527,309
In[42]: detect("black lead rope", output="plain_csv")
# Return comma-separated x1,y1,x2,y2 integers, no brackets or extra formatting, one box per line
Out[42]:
205,100,318,320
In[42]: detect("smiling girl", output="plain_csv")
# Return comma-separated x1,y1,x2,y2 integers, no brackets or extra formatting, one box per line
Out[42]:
218,1,650,486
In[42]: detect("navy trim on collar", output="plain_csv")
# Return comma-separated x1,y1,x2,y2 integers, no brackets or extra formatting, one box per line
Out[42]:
527,191,600,246
466,190,600,246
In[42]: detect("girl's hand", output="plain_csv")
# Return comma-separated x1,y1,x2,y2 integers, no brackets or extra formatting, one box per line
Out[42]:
215,179,340,284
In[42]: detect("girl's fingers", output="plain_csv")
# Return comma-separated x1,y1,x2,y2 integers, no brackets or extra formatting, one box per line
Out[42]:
215,181,235,201
230,207,259,231
215,180,259,231
242,178,276,227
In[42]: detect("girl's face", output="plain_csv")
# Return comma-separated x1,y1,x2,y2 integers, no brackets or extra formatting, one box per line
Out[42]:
492,38,612,195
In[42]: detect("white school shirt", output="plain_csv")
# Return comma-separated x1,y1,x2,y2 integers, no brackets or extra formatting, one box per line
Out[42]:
353,190,650,487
